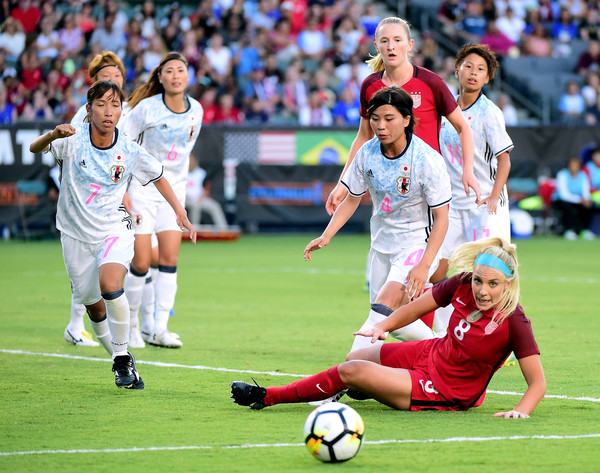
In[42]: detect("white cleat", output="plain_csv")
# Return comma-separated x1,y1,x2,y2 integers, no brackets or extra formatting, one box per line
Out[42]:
129,327,146,348
64,328,100,347
148,330,182,348
308,390,346,406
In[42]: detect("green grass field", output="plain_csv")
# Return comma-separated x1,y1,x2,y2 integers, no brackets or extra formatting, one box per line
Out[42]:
1,235,599,472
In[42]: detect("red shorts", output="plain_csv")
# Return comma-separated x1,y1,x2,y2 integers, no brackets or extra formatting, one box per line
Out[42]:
380,341,473,411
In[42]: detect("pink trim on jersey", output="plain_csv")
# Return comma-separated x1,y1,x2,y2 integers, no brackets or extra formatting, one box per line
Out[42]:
359,66,458,153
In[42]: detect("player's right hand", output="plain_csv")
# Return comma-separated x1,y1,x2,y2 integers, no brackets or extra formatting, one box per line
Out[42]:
304,236,330,261
353,326,388,344
52,124,76,139
325,183,348,216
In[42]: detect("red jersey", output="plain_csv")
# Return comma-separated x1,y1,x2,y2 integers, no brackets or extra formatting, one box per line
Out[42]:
426,272,540,408
359,66,458,153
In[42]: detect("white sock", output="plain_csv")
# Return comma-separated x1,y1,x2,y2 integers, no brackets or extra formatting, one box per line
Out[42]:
103,290,130,359
68,299,87,332
433,305,454,337
124,268,147,329
389,319,435,341
89,316,112,356
350,306,390,352
140,268,157,335
154,267,177,334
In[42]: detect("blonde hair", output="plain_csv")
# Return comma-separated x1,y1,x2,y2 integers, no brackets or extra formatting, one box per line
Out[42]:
447,237,520,323
88,51,125,81
127,51,188,110
366,17,413,73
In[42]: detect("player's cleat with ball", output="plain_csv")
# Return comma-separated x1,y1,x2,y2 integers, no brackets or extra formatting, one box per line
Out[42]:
112,351,144,390
64,327,99,347
148,329,182,348
230,380,267,410
128,326,145,348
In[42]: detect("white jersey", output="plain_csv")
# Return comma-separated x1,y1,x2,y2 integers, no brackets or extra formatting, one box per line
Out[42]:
120,94,203,202
50,122,164,244
70,101,130,124
342,134,452,254
439,92,513,210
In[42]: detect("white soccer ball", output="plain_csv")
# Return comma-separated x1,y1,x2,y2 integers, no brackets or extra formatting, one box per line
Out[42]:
303,402,364,462
510,208,534,239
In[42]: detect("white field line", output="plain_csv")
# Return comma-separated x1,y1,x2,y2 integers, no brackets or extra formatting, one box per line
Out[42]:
2,349,600,404
2,433,600,457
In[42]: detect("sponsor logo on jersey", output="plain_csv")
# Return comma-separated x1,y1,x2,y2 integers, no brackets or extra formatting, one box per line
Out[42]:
110,165,125,182
410,92,421,108
397,176,410,195
366,169,374,178
79,159,86,168
161,124,169,129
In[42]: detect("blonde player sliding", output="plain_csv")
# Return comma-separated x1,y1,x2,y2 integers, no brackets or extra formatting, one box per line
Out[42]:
30,81,196,389
433,43,514,337
122,52,204,348
304,87,451,353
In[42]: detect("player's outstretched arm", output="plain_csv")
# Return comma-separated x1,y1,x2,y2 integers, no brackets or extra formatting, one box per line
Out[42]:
493,354,546,418
153,177,197,244
30,124,76,153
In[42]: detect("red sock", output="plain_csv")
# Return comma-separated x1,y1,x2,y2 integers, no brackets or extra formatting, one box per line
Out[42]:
264,365,347,406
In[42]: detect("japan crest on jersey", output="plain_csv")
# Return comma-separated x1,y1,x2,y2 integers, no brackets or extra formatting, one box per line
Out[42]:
111,165,125,183
410,92,421,108
397,176,411,195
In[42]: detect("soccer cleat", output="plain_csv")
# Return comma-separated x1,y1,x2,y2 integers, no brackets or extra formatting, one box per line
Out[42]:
148,330,182,348
503,352,517,367
129,327,146,348
308,390,347,406
141,330,152,343
230,380,267,410
64,327,100,347
112,351,144,389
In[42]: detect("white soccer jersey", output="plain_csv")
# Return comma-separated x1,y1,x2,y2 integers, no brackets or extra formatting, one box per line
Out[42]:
70,102,130,124
342,134,452,254
50,122,164,244
439,92,513,209
120,94,203,202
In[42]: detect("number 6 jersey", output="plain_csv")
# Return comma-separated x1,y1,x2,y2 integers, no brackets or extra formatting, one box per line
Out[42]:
120,93,204,203
50,123,164,244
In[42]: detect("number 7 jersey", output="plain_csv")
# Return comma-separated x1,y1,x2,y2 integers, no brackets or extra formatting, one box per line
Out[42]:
120,93,204,202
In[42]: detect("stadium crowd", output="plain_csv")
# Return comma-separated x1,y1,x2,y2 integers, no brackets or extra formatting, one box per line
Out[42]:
1,0,600,126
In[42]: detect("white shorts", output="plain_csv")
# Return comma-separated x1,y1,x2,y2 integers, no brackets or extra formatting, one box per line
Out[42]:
368,245,441,303
61,232,134,305
441,205,511,259
131,197,183,235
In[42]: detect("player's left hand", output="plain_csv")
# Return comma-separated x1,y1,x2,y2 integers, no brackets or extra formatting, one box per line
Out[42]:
405,262,428,300
462,170,481,202
304,236,330,261
177,213,197,244
353,325,388,344
493,410,530,419
477,194,499,214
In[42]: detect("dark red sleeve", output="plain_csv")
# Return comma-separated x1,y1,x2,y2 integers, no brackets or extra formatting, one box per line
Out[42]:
508,308,540,359
431,272,471,307
419,67,459,117
359,72,381,118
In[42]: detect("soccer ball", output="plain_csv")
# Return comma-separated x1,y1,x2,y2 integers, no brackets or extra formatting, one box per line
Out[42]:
303,402,364,462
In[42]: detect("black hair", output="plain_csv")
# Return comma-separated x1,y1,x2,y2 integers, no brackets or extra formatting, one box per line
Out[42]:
367,86,415,135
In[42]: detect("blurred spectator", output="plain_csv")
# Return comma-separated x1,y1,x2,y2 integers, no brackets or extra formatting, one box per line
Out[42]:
334,15,364,62
36,15,60,63
581,71,600,123
199,86,219,123
10,0,41,35
579,7,600,41
299,88,333,126
332,86,360,125
249,0,278,30
522,23,553,57
90,13,127,56
495,7,526,44
438,0,463,39
552,7,578,56
360,2,380,37
497,92,518,126
268,17,300,68
204,32,233,81
3,69,27,115
19,45,42,91
481,20,516,56
186,156,228,229
458,0,488,43
298,15,329,72
0,17,25,64
22,88,54,121
57,13,85,58
552,156,595,240
0,83,16,124
214,92,243,124
481,0,497,22
240,61,278,123
278,63,308,122
538,0,559,23
75,1,97,40
136,0,158,39
142,35,166,72
576,39,600,75
583,147,600,191
310,69,336,108
558,79,586,123
419,30,444,71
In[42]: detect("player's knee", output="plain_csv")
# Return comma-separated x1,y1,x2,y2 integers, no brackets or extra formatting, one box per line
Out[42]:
337,360,363,384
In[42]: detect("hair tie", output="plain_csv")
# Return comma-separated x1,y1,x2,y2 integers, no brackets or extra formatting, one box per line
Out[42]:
474,253,513,277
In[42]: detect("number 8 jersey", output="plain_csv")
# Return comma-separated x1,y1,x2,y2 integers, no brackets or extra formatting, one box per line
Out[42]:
120,94,203,203
50,123,164,244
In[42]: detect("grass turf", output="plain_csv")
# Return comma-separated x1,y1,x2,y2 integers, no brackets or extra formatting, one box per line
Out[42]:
0,235,599,472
